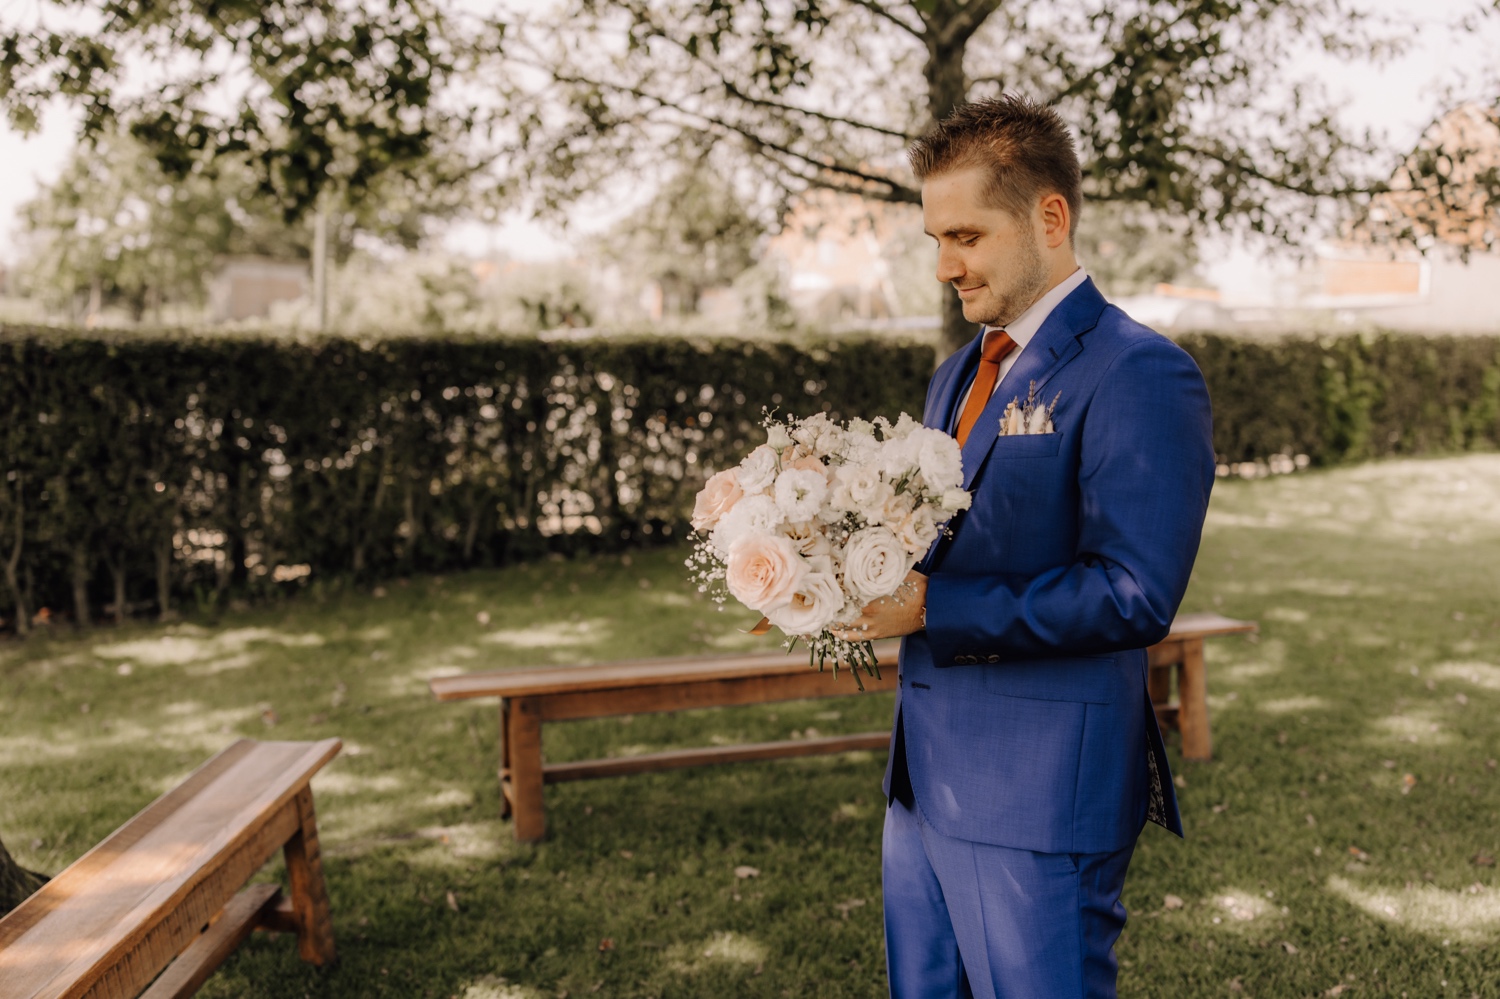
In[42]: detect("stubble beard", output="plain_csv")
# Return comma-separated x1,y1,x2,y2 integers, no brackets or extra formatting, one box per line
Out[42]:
966,231,1051,329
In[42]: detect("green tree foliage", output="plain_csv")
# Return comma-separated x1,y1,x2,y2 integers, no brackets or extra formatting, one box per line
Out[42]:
497,0,1410,351
0,836,47,917
15,132,307,320
1075,202,1203,296
602,164,765,316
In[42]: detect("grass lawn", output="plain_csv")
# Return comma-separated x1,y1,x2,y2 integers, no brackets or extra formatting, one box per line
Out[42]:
3,453,1500,998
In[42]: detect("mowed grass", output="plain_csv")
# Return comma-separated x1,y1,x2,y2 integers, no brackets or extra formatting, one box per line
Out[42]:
3,454,1499,999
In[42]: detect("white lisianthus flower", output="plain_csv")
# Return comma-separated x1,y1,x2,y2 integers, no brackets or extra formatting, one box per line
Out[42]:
878,433,922,481
766,423,794,451
765,571,844,636
737,444,779,493
891,413,920,438
775,466,828,522
725,534,807,613
915,428,964,491
842,526,910,602
939,487,973,512
711,493,781,554
791,412,834,449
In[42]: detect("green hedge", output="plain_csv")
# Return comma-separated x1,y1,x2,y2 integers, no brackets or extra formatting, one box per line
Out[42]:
1,328,1498,632
0,330,931,631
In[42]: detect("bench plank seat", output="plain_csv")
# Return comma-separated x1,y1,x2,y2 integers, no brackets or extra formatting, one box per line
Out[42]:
431,614,1254,842
0,738,340,999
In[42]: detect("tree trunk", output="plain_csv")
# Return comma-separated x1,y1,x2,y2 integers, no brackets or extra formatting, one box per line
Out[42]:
0,835,48,916
924,8,984,360
71,545,91,629
156,535,174,621
3,480,27,637
109,555,127,625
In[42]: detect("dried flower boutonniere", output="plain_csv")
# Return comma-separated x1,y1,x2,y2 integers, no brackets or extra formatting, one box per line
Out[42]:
999,380,1061,436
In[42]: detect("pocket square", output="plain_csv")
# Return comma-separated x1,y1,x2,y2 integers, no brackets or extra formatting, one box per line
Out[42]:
999,380,1061,436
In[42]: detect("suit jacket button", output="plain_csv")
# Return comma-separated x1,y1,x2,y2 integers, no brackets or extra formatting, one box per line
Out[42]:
986,654,1000,663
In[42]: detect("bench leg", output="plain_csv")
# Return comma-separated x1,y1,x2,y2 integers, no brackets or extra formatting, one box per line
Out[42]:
283,786,337,965
501,696,547,843
1148,661,1173,726
1177,638,1213,762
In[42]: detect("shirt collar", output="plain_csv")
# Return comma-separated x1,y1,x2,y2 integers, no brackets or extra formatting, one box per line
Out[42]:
981,267,1088,352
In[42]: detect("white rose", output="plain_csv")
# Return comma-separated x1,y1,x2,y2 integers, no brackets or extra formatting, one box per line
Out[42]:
890,506,940,555
765,571,844,637
784,520,834,560
915,428,964,491
842,526,910,603
737,445,778,493
725,534,807,613
836,463,893,518
690,468,744,531
711,493,781,554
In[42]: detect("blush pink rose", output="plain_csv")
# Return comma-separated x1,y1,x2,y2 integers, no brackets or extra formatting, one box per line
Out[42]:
725,534,807,613
691,469,745,531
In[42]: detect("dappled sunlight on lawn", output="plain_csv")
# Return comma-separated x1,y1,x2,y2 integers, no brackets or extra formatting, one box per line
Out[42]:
1204,454,1500,543
1369,707,1456,746
1430,661,1500,690
93,625,324,670
0,704,258,765
666,930,768,974
480,618,612,651
1257,695,1333,715
458,977,544,999
1328,876,1500,943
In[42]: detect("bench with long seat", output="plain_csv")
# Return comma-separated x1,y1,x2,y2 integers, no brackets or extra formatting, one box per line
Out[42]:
431,612,1254,842
0,737,341,999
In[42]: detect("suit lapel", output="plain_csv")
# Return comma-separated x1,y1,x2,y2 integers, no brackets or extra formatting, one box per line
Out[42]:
925,333,982,432
958,278,1108,491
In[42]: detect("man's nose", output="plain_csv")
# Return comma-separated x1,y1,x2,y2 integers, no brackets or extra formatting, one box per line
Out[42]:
935,246,964,284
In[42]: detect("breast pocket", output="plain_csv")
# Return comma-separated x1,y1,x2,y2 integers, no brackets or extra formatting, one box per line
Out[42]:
990,433,1061,458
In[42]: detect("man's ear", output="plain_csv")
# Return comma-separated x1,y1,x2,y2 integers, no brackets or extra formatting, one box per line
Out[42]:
1038,193,1071,250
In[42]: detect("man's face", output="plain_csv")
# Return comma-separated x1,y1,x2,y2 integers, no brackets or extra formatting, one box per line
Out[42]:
921,166,1050,328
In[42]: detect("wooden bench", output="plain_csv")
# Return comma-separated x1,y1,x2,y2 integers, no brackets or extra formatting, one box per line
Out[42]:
1147,612,1258,762
431,613,1255,842
0,738,341,999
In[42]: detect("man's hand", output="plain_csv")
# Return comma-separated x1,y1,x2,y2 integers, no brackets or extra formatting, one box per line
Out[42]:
831,569,927,641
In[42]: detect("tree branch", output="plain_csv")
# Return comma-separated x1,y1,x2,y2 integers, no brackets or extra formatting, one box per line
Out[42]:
934,0,1004,50
721,81,917,141
538,66,918,201
843,0,926,39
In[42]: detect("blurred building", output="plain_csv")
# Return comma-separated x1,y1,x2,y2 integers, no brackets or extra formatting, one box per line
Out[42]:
1301,104,1500,332
209,256,309,322
764,190,906,325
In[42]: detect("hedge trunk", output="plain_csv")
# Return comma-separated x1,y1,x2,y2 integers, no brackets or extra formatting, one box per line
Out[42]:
0,835,48,916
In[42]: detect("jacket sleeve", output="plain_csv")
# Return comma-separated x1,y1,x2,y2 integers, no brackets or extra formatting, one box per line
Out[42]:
923,336,1216,659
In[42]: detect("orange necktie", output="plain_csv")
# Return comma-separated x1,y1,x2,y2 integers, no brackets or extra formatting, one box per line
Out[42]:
954,330,1017,445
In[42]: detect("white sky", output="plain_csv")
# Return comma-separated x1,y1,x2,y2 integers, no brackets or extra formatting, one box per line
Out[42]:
0,0,1494,283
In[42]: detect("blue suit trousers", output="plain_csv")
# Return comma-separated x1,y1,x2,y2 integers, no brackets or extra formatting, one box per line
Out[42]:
883,798,1136,999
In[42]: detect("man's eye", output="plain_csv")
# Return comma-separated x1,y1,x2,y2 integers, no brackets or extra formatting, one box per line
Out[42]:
961,236,980,247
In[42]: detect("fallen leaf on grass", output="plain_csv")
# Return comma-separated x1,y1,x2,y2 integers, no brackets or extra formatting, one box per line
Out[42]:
734,865,760,879
1471,852,1495,867
1163,894,1185,910
1401,773,1417,795
1281,940,1299,954
597,938,615,952
619,850,634,859
446,890,459,912
1325,985,1352,996
834,898,867,919
1348,846,1371,863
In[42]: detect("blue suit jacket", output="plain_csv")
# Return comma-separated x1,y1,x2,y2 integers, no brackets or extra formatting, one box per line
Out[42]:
882,277,1213,854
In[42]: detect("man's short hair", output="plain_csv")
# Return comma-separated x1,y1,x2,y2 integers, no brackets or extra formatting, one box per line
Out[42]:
908,95,1082,240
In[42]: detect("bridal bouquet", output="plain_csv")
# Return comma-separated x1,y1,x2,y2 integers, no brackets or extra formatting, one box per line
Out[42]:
686,412,971,688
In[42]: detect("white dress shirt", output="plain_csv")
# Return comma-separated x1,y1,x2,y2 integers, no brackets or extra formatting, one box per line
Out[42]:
957,267,1088,415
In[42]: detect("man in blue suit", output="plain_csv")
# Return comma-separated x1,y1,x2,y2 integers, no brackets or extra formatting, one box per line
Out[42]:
835,96,1215,998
